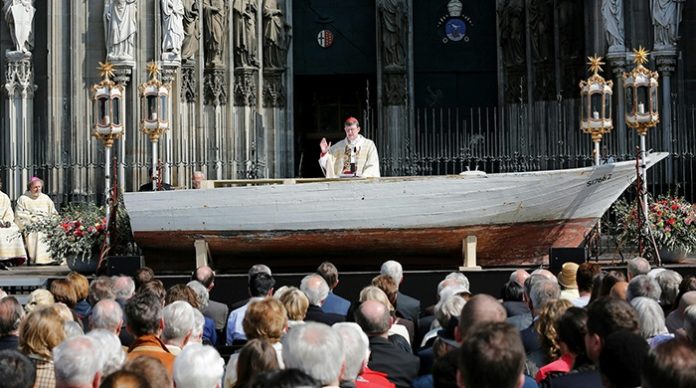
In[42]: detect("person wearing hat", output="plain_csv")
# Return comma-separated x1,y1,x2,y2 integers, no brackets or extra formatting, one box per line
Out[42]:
319,117,380,178
558,262,580,301
14,177,58,265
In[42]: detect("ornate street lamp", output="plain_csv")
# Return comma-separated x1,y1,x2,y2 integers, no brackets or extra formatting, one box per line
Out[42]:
91,61,125,231
139,62,170,191
579,55,613,166
624,47,660,221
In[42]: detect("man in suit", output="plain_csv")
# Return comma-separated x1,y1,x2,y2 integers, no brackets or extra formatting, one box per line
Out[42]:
300,273,345,326
317,261,351,317
381,260,420,323
356,300,419,388
192,265,229,340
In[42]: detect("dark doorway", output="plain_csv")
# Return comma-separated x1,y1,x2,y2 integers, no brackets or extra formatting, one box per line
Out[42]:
294,74,376,178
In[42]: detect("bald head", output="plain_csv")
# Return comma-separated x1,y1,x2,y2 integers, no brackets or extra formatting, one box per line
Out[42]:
193,266,215,289
531,269,557,282
458,294,507,340
355,300,391,336
509,269,530,286
610,281,629,300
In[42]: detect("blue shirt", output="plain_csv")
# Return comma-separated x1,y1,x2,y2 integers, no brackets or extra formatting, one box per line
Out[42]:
225,297,263,345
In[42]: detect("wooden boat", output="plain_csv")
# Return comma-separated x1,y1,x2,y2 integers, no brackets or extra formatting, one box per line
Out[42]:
123,153,668,271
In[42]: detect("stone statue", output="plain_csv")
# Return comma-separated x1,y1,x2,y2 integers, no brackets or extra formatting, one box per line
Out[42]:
378,0,406,68
161,0,185,61
181,0,199,61
233,0,258,68
103,0,137,62
497,0,524,65
204,0,226,67
3,0,35,54
529,0,552,61
601,0,625,51
263,0,286,69
651,0,682,48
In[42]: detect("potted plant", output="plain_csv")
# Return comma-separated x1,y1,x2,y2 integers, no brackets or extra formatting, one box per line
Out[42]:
611,195,696,261
22,202,117,272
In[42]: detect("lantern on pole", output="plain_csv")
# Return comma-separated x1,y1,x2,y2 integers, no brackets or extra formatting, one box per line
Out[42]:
623,47,660,220
579,55,613,166
139,62,170,191
91,61,125,232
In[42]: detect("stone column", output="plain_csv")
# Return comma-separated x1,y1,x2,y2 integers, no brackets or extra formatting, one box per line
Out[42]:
607,52,627,155
161,65,180,185
376,0,410,176
112,66,133,192
655,50,676,183
233,68,258,178
4,53,36,200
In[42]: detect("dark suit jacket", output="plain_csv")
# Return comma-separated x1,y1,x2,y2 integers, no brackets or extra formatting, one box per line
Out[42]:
367,336,420,388
304,304,345,326
395,292,420,323
547,370,602,388
203,299,229,331
0,335,18,351
322,292,351,317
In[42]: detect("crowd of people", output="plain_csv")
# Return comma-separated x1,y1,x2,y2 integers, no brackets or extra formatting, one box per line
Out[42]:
1,257,696,387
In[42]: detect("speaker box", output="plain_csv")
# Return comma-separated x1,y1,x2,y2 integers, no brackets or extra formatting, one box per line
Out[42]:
106,256,142,276
549,247,587,275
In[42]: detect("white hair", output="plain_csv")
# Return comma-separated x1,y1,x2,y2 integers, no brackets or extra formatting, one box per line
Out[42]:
249,264,272,278
435,295,466,328
380,260,403,286
63,320,84,338
282,322,345,385
173,344,225,388
53,335,101,386
626,275,662,302
627,257,651,278
187,280,210,310
190,308,205,344
87,329,126,377
300,274,329,307
444,272,470,289
530,279,561,310
112,276,135,300
90,299,123,332
656,270,683,307
631,296,669,339
162,301,195,343
333,323,369,381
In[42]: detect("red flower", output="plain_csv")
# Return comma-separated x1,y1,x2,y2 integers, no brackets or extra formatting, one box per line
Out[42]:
668,218,676,225
74,229,84,237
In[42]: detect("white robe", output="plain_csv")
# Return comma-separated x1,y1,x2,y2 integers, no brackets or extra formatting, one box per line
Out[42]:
15,192,57,264
0,191,26,263
318,135,380,178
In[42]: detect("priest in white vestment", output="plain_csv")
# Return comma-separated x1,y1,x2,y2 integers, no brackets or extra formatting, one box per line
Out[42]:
0,184,26,265
14,177,58,264
318,117,380,178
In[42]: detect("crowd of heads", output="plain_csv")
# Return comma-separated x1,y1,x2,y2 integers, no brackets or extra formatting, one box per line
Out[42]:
1,258,696,387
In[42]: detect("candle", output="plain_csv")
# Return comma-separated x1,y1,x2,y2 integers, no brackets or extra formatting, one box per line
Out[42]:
103,115,110,125
592,111,599,120
638,103,645,114
152,112,158,121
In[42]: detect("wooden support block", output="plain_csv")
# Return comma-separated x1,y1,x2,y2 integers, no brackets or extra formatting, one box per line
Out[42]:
459,235,482,271
194,239,211,268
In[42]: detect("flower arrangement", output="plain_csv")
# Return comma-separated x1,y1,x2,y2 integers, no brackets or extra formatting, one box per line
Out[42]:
23,203,107,263
612,195,696,254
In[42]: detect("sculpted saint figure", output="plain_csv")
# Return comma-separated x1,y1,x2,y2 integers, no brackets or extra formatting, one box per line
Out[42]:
378,0,406,68
651,0,682,48
233,0,258,67
263,0,286,69
104,0,137,62
204,0,226,67
601,0,625,50
162,0,185,60
181,0,200,61
3,0,35,53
